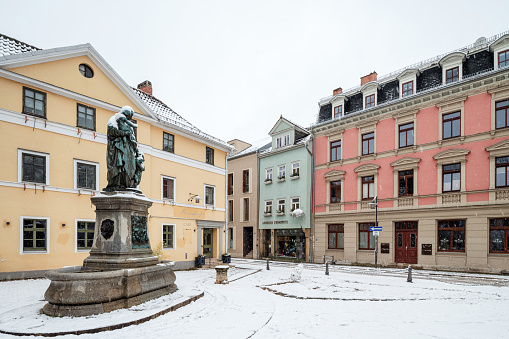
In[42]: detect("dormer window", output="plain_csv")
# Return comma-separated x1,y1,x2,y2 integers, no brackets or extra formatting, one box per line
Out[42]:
365,94,375,109
490,34,509,69
397,69,419,99
446,67,459,84
276,134,290,148
402,81,413,97
334,105,342,119
499,49,509,68
439,52,466,85
361,82,380,110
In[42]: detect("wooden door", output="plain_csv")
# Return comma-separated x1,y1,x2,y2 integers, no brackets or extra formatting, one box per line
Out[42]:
203,229,213,258
395,221,418,264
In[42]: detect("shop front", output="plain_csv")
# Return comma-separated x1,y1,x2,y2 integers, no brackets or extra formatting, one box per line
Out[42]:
275,229,306,260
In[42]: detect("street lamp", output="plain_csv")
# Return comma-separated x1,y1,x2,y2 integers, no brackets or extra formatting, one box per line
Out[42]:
368,196,378,269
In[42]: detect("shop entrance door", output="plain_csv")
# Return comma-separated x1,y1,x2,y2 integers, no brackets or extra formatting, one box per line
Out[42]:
243,227,253,257
395,221,418,264
203,228,213,258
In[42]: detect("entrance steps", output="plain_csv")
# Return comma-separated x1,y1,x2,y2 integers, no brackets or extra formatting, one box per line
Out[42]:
243,251,254,259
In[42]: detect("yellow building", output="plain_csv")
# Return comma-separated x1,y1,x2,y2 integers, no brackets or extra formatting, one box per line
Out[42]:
0,34,231,279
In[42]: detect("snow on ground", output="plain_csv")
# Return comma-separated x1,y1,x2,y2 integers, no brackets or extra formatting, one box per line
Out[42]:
1,260,509,338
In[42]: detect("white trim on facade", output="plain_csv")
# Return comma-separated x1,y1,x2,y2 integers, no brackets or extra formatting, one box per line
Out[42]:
162,223,177,250
161,175,176,201
18,148,50,186
73,159,100,191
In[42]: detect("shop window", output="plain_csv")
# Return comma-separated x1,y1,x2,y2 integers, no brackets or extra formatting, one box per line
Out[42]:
399,123,414,148
243,169,249,193
365,94,375,109
162,176,175,200
399,170,414,196
206,147,214,165
163,132,174,153
275,229,306,260
499,49,509,68
489,218,509,253
162,224,175,249
442,111,461,139
446,67,459,83
495,99,509,129
362,175,374,200
362,132,374,155
205,185,215,206
227,173,233,195
77,104,96,131
328,224,344,249
23,218,47,252
77,221,95,250
334,105,342,119
76,161,97,190
496,156,509,188
437,220,465,252
358,223,375,250
330,180,341,203
443,163,461,192
330,140,341,162
243,198,249,221
228,200,233,222
23,87,46,118
402,81,413,97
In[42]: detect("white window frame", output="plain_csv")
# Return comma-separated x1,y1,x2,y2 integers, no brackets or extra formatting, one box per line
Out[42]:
20,216,50,254
291,161,300,178
73,159,99,191
204,184,216,207
291,197,300,211
277,198,286,214
439,52,466,85
265,167,273,181
489,35,509,69
75,218,95,253
264,200,273,214
396,69,419,99
276,134,291,148
284,134,290,146
18,149,50,185
436,97,466,144
278,165,286,180
361,82,379,110
330,95,348,120
162,224,176,250
161,175,176,201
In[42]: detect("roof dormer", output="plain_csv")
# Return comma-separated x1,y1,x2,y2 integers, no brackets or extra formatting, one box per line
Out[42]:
489,34,509,69
360,81,380,110
396,69,420,98
330,94,348,119
439,52,466,85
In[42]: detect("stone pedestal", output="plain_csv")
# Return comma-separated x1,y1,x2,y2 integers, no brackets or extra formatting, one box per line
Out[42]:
215,265,229,284
83,191,158,270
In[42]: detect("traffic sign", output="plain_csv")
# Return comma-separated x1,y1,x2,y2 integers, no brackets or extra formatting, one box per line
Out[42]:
370,227,382,231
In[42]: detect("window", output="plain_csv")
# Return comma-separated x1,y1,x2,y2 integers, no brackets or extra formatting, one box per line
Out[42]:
76,161,97,190
264,200,273,214
265,168,273,181
398,170,414,196
359,223,375,250
362,132,374,155
77,104,96,131
23,87,46,118
79,64,94,78
496,157,509,188
365,94,375,109
446,67,459,84
228,200,233,222
243,170,249,193
276,134,290,148
291,197,300,211
229,227,234,249
162,224,175,249
278,165,286,180
334,105,342,119
437,220,465,252
23,218,47,252
499,50,509,68
22,152,46,184
489,218,509,253
206,147,214,165
330,180,341,203
205,185,215,206
399,123,414,148
330,140,341,162
77,221,95,250
243,198,249,221
228,173,233,195
277,199,285,214
362,176,374,200
495,99,509,129
443,163,461,192
401,81,413,97
442,111,461,139
328,224,344,249
162,176,175,200
163,132,174,153
291,162,300,177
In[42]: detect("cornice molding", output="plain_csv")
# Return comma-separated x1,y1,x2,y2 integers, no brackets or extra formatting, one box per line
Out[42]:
433,148,470,164
390,157,421,168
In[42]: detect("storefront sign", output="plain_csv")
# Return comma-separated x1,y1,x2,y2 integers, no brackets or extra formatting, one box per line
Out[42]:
175,207,204,219
381,243,389,254
421,244,432,255
262,220,289,225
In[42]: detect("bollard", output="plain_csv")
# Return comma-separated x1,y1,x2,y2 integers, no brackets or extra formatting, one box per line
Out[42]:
407,265,412,283
266,257,270,270
325,261,329,275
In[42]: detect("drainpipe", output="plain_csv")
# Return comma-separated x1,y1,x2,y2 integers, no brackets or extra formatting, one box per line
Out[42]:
304,136,315,263
256,149,261,260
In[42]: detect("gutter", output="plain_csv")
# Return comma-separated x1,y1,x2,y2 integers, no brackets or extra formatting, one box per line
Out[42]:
304,137,315,263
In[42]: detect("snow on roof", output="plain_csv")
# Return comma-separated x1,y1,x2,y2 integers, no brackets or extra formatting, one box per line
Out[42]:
134,89,230,148
228,137,272,159
0,34,40,57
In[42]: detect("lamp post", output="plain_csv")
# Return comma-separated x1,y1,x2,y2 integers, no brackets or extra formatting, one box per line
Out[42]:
368,196,378,269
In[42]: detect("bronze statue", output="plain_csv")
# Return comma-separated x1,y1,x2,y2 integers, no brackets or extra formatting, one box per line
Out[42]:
104,106,144,192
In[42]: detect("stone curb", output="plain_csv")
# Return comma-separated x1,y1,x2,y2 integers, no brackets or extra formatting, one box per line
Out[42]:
0,292,204,337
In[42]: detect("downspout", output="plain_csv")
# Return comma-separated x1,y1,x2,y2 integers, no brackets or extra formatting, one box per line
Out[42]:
225,152,229,256
256,149,261,260
305,136,315,263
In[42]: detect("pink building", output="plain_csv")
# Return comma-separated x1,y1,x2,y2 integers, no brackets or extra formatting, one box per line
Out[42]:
311,32,509,273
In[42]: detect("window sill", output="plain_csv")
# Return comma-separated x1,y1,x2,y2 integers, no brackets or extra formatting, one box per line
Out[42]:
290,175,300,180
77,249,91,253
264,213,272,217
276,212,285,216
22,111,46,119
277,178,286,182
22,251,48,255
264,180,273,185
163,247,176,250
436,251,466,255
76,126,96,132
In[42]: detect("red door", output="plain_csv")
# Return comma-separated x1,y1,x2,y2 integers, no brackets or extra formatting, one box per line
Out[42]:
395,221,418,264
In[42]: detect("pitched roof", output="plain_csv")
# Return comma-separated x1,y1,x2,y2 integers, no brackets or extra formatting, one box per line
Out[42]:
0,34,40,56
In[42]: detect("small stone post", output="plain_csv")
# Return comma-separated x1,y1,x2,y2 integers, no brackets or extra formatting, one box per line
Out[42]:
266,257,270,270
407,265,413,283
325,261,329,275
215,265,229,284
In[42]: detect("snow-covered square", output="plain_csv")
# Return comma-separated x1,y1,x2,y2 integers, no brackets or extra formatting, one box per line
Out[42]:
1,259,508,338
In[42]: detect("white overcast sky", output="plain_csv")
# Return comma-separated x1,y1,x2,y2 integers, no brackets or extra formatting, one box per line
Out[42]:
2,0,509,145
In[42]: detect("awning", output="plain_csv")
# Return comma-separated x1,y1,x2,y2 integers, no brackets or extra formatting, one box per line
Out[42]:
197,220,224,228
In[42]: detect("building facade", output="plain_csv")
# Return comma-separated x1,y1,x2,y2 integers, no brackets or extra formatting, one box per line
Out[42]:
0,34,230,279
312,32,509,273
259,117,313,261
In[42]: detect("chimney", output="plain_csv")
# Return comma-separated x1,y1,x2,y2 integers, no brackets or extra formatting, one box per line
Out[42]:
137,80,152,96
360,72,377,86
333,87,342,96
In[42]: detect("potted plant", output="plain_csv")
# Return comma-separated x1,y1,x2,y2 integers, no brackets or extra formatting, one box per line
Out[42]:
277,175,285,182
290,172,300,179
222,253,231,263
195,254,206,267
264,178,273,184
